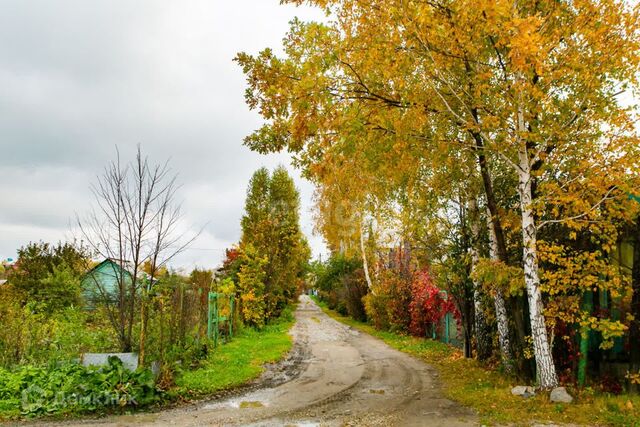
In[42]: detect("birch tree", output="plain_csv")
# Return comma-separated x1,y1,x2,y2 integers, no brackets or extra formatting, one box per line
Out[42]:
486,206,513,373
237,0,640,388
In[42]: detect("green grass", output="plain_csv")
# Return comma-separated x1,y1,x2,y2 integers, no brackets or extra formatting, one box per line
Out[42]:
175,306,295,397
311,296,640,427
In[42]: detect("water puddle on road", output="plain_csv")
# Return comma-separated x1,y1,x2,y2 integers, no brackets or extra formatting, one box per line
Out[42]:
202,388,275,410
239,400,265,408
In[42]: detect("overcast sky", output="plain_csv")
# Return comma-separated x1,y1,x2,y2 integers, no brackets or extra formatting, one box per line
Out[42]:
0,1,328,270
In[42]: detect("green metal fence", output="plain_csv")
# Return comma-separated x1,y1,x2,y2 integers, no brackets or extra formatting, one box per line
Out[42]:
207,292,234,347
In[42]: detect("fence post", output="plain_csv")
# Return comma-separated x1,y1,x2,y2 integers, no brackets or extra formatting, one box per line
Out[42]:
213,293,219,348
578,290,593,387
207,291,213,339
439,289,449,343
207,292,233,347
229,295,234,338
445,313,451,344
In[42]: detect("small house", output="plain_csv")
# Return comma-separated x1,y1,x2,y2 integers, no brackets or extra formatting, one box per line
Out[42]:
81,259,133,307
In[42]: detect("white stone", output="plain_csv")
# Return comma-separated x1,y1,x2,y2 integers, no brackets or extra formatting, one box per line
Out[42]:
511,385,536,397
550,386,573,403
81,352,139,371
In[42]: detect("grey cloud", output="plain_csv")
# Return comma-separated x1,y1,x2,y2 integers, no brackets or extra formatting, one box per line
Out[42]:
0,0,328,266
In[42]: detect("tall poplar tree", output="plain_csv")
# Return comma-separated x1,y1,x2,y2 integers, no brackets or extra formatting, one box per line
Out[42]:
240,167,310,318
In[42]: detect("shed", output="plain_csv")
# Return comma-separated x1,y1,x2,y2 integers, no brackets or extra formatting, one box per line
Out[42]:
81,259,133,306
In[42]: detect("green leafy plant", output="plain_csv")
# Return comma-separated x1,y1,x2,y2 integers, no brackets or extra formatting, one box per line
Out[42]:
0,357,160,418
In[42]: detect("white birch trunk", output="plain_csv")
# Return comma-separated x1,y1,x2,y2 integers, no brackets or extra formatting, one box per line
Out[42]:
469,199,492,360
486,206,513,373
359,219,374,294
517,138,559,388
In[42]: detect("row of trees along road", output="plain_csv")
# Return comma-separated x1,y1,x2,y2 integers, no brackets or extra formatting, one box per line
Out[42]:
236,0,640,389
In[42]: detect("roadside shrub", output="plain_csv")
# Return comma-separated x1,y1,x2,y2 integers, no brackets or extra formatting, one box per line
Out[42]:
363,269,412,332
597,374,624,395
363,291,391,330
340,268,368,321
237,244,268,328
0,287,117,368
0,357,160,418
8,242,89,314
409,269,457,337
314,255,364,317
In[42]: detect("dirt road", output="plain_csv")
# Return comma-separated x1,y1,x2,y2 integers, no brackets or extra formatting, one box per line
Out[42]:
44,295,477,426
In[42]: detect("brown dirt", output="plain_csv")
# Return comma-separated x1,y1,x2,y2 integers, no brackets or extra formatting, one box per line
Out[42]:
33,295,478,427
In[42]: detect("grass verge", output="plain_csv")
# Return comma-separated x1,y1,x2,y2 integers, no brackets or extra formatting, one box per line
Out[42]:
311,296,640,427
174,305,295,397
